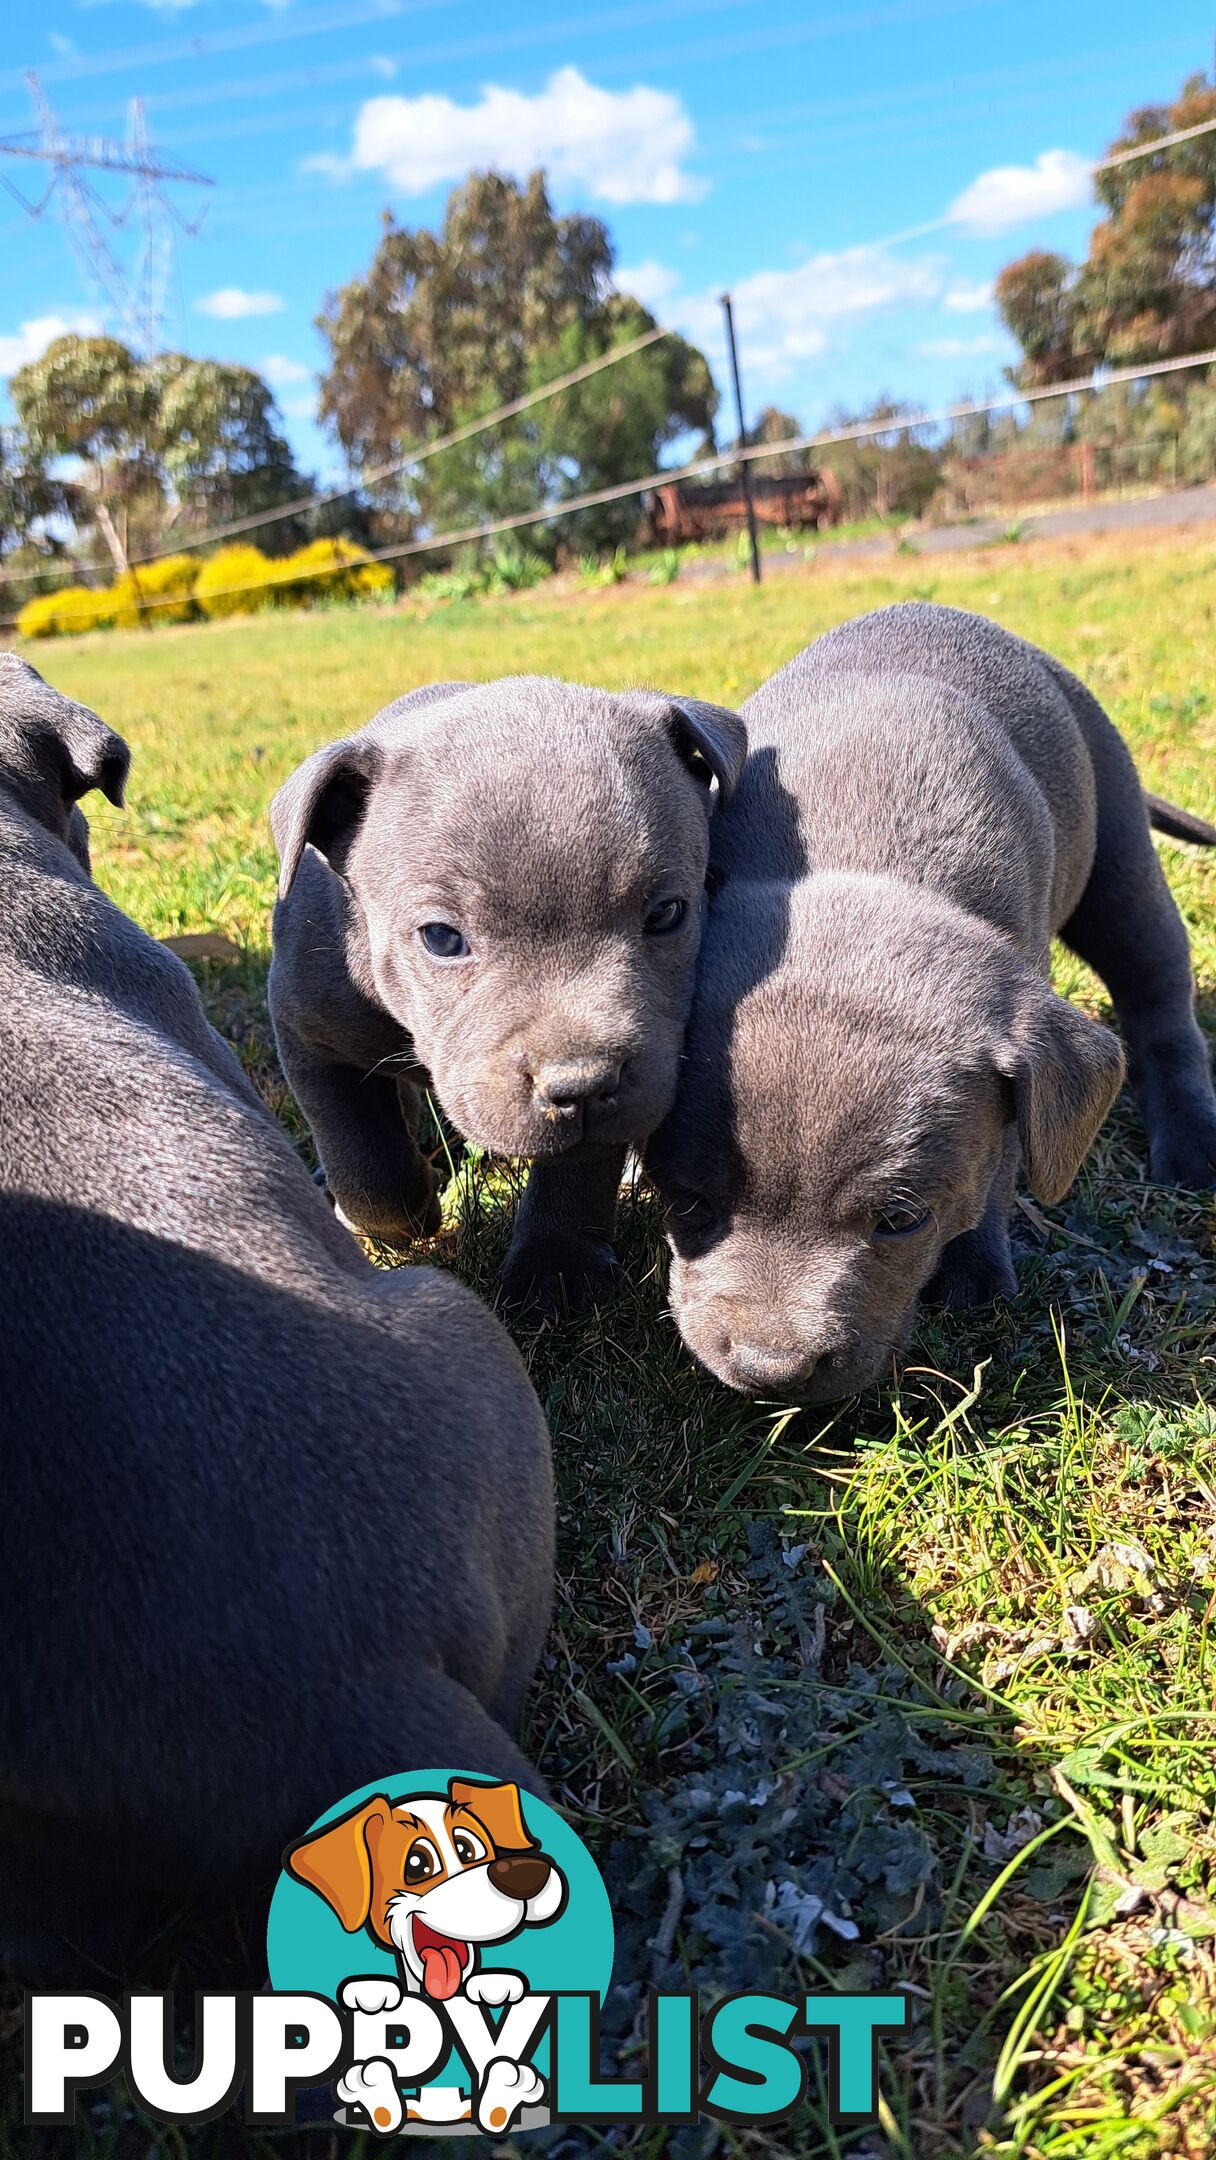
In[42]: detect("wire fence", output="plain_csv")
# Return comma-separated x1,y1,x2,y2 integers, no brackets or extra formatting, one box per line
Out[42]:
4,101,1216,625
0,321,674,587
6,339,1216,629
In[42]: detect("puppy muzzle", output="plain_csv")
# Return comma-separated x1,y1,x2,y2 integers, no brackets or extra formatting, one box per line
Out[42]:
452,1044,678,1156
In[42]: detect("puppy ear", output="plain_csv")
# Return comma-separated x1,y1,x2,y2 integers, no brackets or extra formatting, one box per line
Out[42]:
0,652,129,815
284,1795,394,1931
666,697,747,806
997,979,1125,1206
270,736,382,898
448,1777,538,1856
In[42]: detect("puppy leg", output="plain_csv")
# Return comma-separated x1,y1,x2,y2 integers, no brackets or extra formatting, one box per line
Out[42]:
1060,802,1216,1191
279,1029,441,1244
926,1130,1019,1310
497,1150,627,1320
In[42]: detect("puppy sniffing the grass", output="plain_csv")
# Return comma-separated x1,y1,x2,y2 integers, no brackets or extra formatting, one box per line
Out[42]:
268,677,744,1315
647,603,1216,1402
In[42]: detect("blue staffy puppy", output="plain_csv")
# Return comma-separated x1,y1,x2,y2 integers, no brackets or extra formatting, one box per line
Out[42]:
268,676,745,1315
0,654,553,1975
648,603,1216,1401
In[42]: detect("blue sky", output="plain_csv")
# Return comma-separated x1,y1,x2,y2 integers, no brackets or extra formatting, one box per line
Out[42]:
0,0,1211,483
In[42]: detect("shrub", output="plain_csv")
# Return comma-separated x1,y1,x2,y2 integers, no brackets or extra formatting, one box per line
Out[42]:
15,592,62,640
576,545,629,590
110,554,199,630
485,544,549,593
415,564,489,605
17,535,393,635
194,544,288,618
277,537,395,604
16,584,117,639
1177,380,1216,484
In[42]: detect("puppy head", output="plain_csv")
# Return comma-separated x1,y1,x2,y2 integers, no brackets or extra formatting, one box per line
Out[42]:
285,1779,565,2000
0,653,129,865
271,676,744,1155
648,874,1124,1402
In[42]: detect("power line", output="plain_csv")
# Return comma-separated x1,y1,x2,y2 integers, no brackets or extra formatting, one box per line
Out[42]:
863,110,1216,254
1098,113,1216,169
4,77,1214,592
9,340,1215,632
0,323,673,586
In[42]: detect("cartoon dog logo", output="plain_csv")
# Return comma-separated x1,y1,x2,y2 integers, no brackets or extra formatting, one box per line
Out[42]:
286,1777,567,2134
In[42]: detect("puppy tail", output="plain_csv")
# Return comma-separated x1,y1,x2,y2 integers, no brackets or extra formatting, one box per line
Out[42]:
1146,791,1216,847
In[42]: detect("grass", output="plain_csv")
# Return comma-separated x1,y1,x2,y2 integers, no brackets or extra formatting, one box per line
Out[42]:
6,525,1216,2158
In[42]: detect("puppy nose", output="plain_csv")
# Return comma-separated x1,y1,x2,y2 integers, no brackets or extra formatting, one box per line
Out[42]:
729,1339,814,1391
532,1056,622,1116
488,1853,551,1901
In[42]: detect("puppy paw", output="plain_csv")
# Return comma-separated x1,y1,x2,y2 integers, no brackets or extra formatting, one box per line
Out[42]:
475,2056,546,2135
1149,1109,1216,1190
340,1976,403,2016
465,1969,525,2008
335,2058,403,2134
496,1234,621,1322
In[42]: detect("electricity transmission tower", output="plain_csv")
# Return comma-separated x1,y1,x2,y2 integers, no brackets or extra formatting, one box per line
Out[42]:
0,73,213,356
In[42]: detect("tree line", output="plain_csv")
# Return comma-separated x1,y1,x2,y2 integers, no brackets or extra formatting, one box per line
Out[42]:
4,67,1216,591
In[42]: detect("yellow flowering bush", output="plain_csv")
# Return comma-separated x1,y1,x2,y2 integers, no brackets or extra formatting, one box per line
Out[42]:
17,536,396,636
193,544,291,618
16,584,118,639
110,555,200,629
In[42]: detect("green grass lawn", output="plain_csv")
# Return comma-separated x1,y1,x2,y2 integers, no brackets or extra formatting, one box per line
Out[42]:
11,530,1216,2159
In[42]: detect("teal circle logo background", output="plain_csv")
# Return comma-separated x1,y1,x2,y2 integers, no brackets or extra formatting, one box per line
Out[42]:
266,1769,615,2006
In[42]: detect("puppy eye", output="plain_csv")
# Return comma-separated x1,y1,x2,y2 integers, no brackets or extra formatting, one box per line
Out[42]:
404,1838,442,1882
644,896,687,936
453,1830,486,1865
873,1204,931,1240
419,922,469,959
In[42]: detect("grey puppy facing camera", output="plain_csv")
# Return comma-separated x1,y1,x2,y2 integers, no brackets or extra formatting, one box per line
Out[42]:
0,655,553,1974
268,675,744,1313
647,603,1216,1403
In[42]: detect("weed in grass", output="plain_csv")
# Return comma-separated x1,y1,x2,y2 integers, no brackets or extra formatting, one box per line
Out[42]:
648,548,682,587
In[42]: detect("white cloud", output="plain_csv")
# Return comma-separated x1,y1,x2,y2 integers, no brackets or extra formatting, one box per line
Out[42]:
278,393,317,419
197,287,284,320
946,150,1091,237
616,260,680,310
259,353,310,386
944,279,994,315
307,64,705,206
369,53,397,80
0,311,102,377
917,334,1000,357
681,246,944,378
47,31,79,57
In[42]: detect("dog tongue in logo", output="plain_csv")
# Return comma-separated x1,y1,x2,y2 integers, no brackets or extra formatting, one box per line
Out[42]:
414,1917,469,2000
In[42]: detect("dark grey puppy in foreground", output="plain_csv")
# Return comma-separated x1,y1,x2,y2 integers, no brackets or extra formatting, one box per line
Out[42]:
648,602,1216,1402
268,676,743,1314
0,655,553,1975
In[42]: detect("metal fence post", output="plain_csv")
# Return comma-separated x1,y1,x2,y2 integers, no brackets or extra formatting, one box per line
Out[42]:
720,292,762,585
